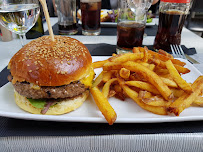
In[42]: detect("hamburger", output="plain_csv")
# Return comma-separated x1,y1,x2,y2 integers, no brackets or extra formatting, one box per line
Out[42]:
7,36,94,115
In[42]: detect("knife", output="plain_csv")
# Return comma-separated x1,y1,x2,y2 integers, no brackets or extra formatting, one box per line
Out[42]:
185,54,200,64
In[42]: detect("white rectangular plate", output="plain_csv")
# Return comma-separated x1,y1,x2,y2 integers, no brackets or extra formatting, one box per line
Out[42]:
0,57,202,123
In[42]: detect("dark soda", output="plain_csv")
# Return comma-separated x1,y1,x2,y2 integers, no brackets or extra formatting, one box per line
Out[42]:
58,23,78,35
117,22,145,50
80,1,101,31
154,10,187,52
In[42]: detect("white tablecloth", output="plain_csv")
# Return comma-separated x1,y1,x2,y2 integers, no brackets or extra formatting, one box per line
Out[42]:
1,133,203,152
0,18,203,152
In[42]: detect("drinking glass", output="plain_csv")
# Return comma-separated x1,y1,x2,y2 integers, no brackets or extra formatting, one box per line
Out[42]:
117,0,152,54
153,0,190,52
0,0,40,46
127,0,153,12
80,0,101,36
56,0,78,35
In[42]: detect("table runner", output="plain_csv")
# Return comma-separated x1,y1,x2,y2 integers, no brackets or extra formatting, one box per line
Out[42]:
1,117,203,137
44,24,158,36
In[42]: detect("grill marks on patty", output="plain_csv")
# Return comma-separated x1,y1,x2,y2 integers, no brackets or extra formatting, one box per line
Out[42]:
10,77,87,99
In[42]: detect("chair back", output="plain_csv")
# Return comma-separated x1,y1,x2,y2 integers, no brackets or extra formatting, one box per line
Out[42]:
190,0,203,13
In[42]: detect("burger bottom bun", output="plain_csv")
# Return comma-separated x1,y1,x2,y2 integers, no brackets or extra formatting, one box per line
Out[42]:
14,90,89,115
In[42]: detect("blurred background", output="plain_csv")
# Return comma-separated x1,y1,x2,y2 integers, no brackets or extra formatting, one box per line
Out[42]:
0,0,202,41
36,0,203,38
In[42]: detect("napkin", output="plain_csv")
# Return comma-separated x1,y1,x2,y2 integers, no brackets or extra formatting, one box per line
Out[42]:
146,45,197,55
181,45,197,55
0,66,9,88
85,43,116,56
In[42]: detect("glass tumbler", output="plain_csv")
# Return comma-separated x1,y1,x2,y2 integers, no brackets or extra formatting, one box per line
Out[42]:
56,0,78,35
80,0,101,36
116,0,147,54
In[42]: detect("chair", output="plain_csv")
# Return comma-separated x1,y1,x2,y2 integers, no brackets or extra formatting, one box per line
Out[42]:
185,0,203,37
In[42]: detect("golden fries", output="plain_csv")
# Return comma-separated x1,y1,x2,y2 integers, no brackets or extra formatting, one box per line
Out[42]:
119,68,130,79
148,49,185,66
103,71,112,82
170,88,184,98
90,87,117,125
92,71,104,88
122,84,167,115
125,81,160,95
193,96,203,106
122,61,173,100
167,76,203,116
109,52,144,63
102,78,117,98
90,46,203,124
141,98,171,107
166,60,193,93
160,77,178,88
93,60,109,69
158,49,174,59
150,58,190,74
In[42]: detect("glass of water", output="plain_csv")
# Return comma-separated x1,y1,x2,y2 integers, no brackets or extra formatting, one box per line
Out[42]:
0,0,40,46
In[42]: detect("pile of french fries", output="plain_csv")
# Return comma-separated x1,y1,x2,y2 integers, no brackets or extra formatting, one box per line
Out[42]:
90,47,203,125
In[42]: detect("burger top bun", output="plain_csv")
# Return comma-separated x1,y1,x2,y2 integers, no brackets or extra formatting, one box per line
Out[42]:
9,36,92,86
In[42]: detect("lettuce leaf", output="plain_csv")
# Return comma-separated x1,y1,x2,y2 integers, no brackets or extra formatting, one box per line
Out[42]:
147,18,152,23
28,98,46,109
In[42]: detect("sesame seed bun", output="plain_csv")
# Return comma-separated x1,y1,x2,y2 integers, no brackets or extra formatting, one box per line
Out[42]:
8,36,92,86
14,90,89,115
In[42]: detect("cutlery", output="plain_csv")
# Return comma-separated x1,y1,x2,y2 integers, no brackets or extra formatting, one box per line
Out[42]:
170,44,200,64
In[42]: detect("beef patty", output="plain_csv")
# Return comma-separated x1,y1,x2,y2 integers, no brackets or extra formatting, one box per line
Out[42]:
8,75,87,99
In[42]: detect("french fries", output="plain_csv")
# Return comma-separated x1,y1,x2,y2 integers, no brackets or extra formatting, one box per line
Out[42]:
148,49,186,66
102,78,117,98
125,81,160,95
90,47,203,125
150,58,190,74
160,77,178,88
193,96,203,106
109,52,144,63
90,87,117,125
92,71,104,88
119,68,130,79
93,60,109,69
122,84,167,115
158,49,174,59
167,76,203,116
122,61,173,100
166,60,193,93
103,71,112,82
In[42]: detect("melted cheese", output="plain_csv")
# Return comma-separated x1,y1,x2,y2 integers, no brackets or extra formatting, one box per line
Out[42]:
30,83,41,90
80,67,95,88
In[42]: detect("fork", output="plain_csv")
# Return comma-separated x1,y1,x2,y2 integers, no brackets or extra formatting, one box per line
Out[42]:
170,44,187,60
170,44,199,64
